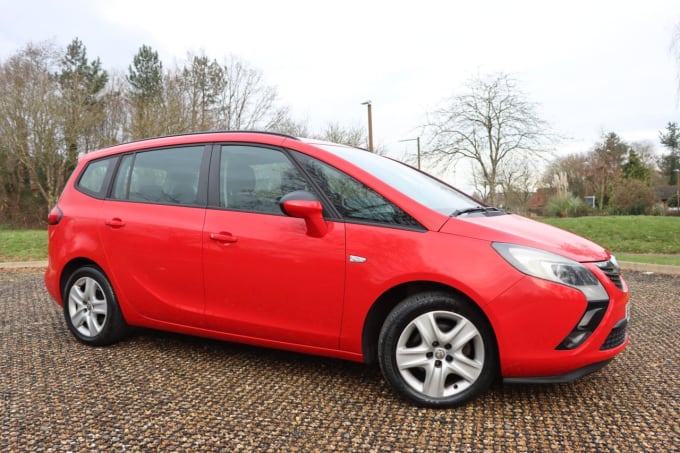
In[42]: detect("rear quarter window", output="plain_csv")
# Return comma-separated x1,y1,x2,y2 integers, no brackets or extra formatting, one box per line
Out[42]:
76,157,116,198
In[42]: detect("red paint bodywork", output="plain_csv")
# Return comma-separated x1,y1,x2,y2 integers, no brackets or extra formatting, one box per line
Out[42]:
45,132,629,379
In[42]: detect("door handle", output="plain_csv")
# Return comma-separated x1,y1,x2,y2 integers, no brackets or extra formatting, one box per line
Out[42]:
210,232,238,243
105,218,125,228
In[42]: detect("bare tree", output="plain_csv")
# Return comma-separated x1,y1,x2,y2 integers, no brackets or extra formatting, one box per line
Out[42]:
215,55,285,130
176,52,225,131
630,140,659,169
672,21,680,95
425,72,554,205
270,115,311,137
496,156,539,212
95,71,130,147
0,42,65,211
162,69,193,135
543,152,592,199
315,122,367,148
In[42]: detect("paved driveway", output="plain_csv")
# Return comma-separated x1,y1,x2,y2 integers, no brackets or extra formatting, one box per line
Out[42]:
1,271,678,451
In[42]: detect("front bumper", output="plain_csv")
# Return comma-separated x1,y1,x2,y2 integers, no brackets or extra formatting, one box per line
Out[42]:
486,266,630,379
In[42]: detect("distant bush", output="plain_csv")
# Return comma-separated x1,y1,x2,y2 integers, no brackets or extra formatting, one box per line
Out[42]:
545,194,588,217
609,179,657,215
650,203,667,216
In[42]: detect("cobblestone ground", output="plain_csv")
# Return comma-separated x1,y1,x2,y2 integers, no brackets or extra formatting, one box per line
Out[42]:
1,271,678,452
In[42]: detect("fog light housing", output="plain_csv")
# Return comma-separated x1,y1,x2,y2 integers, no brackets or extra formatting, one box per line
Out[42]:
557,300,608,350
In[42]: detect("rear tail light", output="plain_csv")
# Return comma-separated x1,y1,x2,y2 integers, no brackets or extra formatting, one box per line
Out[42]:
47,206,63,225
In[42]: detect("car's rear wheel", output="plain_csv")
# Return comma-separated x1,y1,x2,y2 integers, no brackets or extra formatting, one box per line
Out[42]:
378,291,498,407
63,266,127,346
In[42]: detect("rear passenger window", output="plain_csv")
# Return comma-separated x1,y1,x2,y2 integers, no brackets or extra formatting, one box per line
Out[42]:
77,157,115,197
111,146,204,206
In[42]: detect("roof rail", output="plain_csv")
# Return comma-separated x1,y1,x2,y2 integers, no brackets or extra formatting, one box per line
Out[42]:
115,130,300,147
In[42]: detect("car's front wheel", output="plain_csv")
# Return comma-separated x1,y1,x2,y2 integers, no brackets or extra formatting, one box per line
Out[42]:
63,266,127,346
378,291,498,407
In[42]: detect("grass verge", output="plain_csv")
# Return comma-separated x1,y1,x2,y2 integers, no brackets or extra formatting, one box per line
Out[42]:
540,216,680,255
0,230,48,262
614,253,680,266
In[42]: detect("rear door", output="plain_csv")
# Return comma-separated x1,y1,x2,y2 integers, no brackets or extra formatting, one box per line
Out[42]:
98,144,209,327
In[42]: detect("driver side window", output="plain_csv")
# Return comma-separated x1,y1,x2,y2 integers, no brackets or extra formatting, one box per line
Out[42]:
293,152,420,227
219,145,310,214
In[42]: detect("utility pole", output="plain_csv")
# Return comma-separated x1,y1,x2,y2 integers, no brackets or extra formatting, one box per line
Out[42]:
399,137,421,169
361,101,373,152
675,168,680,210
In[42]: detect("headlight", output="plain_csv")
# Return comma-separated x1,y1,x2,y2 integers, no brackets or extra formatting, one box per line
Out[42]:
492,243,609,301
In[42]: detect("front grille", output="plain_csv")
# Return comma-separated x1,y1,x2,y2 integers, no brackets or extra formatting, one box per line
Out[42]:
595,259,624,290
601,320,628,350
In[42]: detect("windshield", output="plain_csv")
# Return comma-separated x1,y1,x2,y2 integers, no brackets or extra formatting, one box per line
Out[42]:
315,144,482,215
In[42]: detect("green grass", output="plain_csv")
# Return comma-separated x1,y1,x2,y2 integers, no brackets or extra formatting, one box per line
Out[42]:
0,230,48,261
614,253,680,266
540,216,680,255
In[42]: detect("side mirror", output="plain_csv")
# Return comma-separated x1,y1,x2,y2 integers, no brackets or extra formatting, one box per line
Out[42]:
279,191,328,238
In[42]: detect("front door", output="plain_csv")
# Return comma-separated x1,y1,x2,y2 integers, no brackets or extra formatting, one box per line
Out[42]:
202,145,346,348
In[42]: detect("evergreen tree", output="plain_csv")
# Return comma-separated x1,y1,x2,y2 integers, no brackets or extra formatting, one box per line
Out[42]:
621,150,651,184
659,122,680,185
57,37,108,160
592,132,628,210
127,45,163,100
126,45,164,138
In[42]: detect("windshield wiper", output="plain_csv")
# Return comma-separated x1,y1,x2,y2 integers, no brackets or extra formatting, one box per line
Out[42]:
451,206,505,217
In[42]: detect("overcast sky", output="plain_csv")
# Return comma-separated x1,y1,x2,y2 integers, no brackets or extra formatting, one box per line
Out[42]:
1,0,679,186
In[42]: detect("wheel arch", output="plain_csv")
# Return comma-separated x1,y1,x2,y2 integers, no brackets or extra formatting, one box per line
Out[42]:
59,258,107,303
60,257,130,345
361,281,499,367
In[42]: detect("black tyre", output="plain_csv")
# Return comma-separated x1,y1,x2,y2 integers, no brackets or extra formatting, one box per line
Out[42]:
378,291,498,407
62,266,127,346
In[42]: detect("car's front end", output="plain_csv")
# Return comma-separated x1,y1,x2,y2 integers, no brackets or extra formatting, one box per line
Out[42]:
438,215,630,382
309,140,630,386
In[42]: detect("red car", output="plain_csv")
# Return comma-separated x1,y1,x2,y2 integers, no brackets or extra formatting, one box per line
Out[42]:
45,131,630,407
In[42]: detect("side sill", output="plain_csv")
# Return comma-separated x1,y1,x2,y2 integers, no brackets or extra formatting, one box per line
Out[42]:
503,359,613,384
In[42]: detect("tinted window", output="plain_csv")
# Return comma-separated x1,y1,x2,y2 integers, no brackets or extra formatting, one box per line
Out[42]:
219,145,309,214
77,157,115,197
111,146,204,206
293,152,421,228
